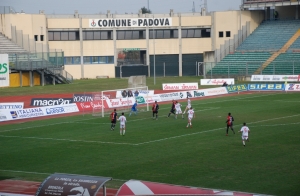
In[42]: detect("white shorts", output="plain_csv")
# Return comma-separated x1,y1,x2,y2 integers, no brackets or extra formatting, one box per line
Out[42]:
176,109,182,114
120,124,125,129
242,136,248,140
186,105,191,109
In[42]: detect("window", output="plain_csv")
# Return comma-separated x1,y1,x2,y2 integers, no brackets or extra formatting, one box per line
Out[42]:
65,57,72,64
125,31,132,39
226,31,231,37
69,32,76,40
107,56,114,64
181,29,188,38
156,30,164,39
40,35,44,41
194,29,201,38
164,30,171,38
83,57,91,64
202,29,211,37
117,31,125,40
53,32,61,40
187,29,194,38
61,32,69,40
94,31,100,40
101,31,108,40
48,32,54,40
173,30,178,38
132,31,139,39
92,57,98,64
34,35,38,41
99,57,106,63
219,31,224,38
86,31,93,40
73,57,81,64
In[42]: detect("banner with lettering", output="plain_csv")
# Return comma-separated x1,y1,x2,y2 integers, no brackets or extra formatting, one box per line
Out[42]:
0,54,9,87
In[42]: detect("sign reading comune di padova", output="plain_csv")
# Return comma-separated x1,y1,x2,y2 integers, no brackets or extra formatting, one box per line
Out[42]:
89,18,172,28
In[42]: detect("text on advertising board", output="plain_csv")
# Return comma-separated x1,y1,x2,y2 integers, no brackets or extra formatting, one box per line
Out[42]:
162,83,198,90
31,98,73,106
89,18,172,28
226,84,247,93
248,84,284,90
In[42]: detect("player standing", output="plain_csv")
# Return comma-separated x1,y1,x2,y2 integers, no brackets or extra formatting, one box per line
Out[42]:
152,101,159,120
183,96,191,114
186,107,195,128
129,100,138,116
239,122,250,147
110,109,118,131
225,112,235,136
167,100,176,118
175,101,184,119
117,112,127,136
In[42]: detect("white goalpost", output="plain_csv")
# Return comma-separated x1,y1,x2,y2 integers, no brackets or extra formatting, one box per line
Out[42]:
92,86,149,117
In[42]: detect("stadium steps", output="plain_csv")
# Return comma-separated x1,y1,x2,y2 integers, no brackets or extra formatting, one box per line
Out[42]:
254,29,300,74
262,53,300,74
0,32,28,53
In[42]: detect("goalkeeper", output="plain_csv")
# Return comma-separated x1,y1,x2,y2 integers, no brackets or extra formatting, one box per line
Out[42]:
129,100,138,116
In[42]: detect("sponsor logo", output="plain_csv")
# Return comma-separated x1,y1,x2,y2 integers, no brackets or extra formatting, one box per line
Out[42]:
226,85,247,93
263,76,271,81
253,76,261,81
111,100,120,106
248,84,284,90
136,96,146,104
0,77,6,80
0,63,8,74
0,112,7,120
10,111,18,119
186,92,192,98
10,108,44,118
46,107,65,115
73,94,93,102
272,76,280,81
180,93,184,98
163,84,179,90
90,20,96,27
120,99,133,105
288,84,300,91
31,98,73,106
193,91,205,97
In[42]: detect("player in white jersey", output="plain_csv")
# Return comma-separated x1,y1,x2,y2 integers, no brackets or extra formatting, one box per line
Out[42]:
186,107,195,128
239,122,250,147
183,97,191,114
117,112,127,136
175,101,184,119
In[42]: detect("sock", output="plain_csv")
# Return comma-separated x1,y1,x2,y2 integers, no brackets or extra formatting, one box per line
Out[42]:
168,113,170,117
243,141,245,146
129,112,131,117
187,123,189,127
156,115,158,119
123,130,125,135
120,131,122,135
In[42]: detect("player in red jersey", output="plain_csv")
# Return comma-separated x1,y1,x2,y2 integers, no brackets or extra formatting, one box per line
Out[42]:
225,112,235,136
110,109,118,130
152,101,159,120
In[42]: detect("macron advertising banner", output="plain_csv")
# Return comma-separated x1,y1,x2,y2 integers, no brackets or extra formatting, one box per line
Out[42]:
0,104,79,122
248,84,285,91
162,83,199,90
0,54,9,87
201,78,235,85
251,75,300,82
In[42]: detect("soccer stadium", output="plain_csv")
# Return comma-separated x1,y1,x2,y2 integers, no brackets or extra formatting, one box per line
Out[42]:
0,0,300,195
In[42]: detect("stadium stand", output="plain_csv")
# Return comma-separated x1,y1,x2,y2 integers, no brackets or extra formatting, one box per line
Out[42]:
0,32,28,53
208,20,300,76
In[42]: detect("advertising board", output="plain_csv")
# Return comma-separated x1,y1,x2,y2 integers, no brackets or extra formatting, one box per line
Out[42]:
248,84,285,91
201,78,235,85
226,84,248,93
285,83,300,91
0,102,24,110
251,75,300,82
162,83,198,90
0,54,9,87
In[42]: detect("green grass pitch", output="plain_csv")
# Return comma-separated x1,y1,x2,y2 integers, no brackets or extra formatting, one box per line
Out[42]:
0,92,300,195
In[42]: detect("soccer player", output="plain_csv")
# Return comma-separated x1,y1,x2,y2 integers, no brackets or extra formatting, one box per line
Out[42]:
239,122,250,147
183,96,191,114
186,107,195,128
225,112,235,136
167,100,176,118
117,112,127,136
110,109,117,131
152,101,159,120
129,100,138,116
175,101,184,119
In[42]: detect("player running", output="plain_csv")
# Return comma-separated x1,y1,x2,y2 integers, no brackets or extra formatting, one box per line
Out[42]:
167,100,176,118
183,96,191,114
186,107,195,128
110,109,118,131
129,100,138,116
225,112,235,136
239,122,250,147
152,101,159,120
117,112,127,136
175,101,184,119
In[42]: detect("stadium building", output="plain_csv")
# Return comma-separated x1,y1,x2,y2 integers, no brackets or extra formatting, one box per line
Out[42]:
0,0,300,86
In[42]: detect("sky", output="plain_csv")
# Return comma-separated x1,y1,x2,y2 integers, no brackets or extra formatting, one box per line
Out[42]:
1,0,241,15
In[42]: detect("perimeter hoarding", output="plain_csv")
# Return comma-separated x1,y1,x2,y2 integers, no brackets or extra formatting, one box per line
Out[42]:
285,83,300,91
0,54,9,87
162,83,199,90
251,75,300,82
201,78,235,85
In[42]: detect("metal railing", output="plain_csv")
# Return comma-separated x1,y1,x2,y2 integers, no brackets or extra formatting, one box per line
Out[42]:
204,61,300,78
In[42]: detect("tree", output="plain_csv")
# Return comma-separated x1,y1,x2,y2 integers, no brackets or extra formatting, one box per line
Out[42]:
141,6,151,14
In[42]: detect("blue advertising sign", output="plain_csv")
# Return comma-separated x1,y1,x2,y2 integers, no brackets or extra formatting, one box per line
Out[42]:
226,84,247,93
248,84,285,91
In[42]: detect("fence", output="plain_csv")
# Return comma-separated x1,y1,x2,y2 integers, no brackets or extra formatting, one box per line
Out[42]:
203,61,300,78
